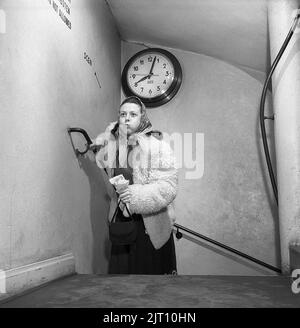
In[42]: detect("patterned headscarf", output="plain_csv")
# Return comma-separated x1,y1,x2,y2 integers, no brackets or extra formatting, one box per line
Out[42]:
112,96,162,140
135,99,152,133
105,97,164,169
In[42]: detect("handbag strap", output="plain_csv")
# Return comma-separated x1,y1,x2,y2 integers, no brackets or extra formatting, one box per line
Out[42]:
110,161,133,222
111,198,133,223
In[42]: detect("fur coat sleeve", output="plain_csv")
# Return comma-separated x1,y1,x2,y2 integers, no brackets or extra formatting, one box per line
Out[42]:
128,138,178,215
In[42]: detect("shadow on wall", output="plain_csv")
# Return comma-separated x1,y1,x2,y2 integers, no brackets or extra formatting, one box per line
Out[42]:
77,154,111,274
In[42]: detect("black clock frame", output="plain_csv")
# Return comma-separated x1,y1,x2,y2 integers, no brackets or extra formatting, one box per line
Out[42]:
121,48,182,108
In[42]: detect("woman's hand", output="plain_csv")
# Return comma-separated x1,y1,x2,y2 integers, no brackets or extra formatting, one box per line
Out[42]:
118,187,132,204
119,201,130,217
90,121,118,148
90,133,108,148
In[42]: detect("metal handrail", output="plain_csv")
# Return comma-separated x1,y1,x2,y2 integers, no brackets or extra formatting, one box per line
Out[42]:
259,11,300,206
174,223,281,273
67,127,96,156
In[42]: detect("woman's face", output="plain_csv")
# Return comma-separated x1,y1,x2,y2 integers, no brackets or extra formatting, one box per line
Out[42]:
119,102,142,136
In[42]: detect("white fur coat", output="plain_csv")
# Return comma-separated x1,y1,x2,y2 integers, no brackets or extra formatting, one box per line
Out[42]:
95,122,178,250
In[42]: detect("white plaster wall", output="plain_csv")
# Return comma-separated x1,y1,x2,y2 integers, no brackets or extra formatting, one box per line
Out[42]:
122,42,279,275
0,0,120,273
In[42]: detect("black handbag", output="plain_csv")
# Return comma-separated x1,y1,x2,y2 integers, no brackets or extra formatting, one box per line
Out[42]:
109,200,137,245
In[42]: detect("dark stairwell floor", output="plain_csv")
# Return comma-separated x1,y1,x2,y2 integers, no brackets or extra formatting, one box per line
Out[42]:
0,274,299,308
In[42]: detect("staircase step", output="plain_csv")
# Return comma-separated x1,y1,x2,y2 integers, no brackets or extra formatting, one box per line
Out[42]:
0,274,299,308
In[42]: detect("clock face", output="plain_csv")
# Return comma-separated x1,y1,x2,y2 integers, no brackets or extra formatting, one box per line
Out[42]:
127,53,174,99
121,48,182,107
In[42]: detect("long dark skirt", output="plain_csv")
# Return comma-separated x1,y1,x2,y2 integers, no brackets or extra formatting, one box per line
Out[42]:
108,210,177,275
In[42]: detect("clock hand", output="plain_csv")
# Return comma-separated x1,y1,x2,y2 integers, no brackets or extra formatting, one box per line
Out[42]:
135,74,159,76
134,57,158,84
135,74,151,84
149,56,156,76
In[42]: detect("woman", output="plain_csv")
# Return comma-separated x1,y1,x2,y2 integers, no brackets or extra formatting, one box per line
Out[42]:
92,96,178,274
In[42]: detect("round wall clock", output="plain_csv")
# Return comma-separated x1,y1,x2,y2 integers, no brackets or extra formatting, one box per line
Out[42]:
121,48,182,107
